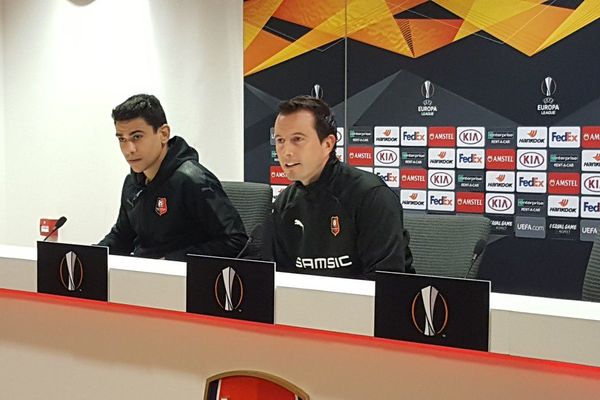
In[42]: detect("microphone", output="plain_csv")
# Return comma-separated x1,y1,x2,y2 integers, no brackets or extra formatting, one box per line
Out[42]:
43,216,67,242
463,239,487,279
235,223,263,259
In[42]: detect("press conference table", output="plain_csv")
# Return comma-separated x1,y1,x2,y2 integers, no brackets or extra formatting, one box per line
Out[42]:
1,244,599,399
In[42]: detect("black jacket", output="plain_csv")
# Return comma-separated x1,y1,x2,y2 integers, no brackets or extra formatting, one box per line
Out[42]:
267,158,414,279
99,136,247,261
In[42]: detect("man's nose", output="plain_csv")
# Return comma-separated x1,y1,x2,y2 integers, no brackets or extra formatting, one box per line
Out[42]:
123,140,136,154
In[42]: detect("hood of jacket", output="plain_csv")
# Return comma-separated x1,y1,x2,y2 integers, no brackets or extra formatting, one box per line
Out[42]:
131,136,198,187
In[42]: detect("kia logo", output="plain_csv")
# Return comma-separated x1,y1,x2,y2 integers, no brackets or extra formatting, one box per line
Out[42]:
459,130,482,145
488,195,512,211
430,172,452,188
584,176,600,192
376,149,398,164
519,152,544,168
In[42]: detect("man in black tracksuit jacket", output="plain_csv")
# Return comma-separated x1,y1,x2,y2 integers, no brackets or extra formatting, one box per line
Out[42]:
267,96,413,279
99,94,247,261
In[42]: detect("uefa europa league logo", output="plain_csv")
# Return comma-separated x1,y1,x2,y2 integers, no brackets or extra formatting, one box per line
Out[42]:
411,285,448,336
59,251,84,292
214,267,244,311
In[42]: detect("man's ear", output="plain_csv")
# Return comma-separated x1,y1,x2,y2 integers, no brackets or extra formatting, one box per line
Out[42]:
323,133,336,152
159,124,171,144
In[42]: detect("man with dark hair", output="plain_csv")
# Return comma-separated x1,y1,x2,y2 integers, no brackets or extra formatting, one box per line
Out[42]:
267,95,414,279
99,94,247,261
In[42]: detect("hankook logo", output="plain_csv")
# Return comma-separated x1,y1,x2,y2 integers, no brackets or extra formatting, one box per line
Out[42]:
59,251,84,292
214,267,244,312
411,286,448,337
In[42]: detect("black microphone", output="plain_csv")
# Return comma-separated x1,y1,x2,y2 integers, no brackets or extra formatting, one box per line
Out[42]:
463,239,487,279
43,216,67,242
235,223,263,259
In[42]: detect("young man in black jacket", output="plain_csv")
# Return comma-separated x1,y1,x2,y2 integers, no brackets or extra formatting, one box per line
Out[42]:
98,94,247,261
267,95,414,279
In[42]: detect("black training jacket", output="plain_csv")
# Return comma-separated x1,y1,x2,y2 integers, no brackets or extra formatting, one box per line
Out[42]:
98,136,247,261
267,158,414,279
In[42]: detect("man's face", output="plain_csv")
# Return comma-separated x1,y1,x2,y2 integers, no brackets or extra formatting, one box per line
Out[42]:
115,117,170,178
274,109,335,186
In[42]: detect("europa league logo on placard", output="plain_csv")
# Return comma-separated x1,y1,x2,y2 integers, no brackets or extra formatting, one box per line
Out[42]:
214,267,244,311
411,285,448,336
59,251,84,291
311,84,324,99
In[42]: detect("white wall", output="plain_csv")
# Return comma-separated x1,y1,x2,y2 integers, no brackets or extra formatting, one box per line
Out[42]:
0,2,5,243
0,0,243,246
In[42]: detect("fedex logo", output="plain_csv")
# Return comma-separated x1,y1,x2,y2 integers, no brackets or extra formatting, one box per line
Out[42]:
485,193,515,215
457,127,484,147
581,196,600,218
374,168,399,188
428,169,455,190
401,126,427,146
456,148,485,169
549,127,581,148
428,191,455,212
517,150,547,170
517,172,547,193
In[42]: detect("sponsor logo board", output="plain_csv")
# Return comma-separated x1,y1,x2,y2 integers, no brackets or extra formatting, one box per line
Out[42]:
374,126,400,146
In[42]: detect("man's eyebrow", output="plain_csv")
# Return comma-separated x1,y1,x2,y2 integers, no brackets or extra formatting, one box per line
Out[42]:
115,130,144,137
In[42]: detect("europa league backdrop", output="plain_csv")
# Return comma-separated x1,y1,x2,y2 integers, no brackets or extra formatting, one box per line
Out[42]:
243,0,600,299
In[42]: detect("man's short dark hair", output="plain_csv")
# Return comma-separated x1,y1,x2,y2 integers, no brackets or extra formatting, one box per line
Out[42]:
278,95,338,158
112,94,167,131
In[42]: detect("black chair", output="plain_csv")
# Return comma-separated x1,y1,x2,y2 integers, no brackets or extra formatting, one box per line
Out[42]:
221,181,272,259
403,213,490,278
582,236,600,302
